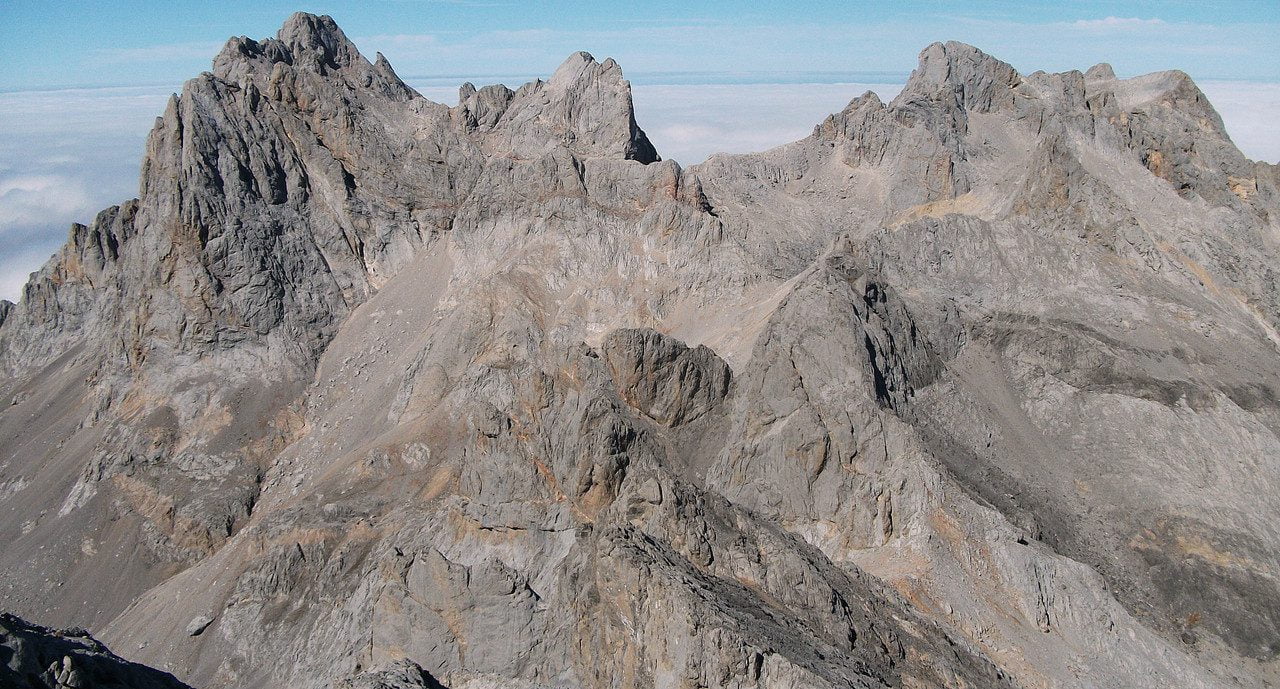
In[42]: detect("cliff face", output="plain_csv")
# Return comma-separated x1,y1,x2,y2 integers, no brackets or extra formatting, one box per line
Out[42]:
1,13,1278,689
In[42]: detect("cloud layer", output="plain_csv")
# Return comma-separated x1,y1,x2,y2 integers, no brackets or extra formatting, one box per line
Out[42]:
632,82,903,165
0,85,172,302
1198,81,1280,164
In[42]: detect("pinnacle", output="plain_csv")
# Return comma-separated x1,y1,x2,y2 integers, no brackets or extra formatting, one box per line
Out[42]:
894,39,1022,114
910,41,1019,88
210,12,413,100
550,51,610,87
277,12,359,68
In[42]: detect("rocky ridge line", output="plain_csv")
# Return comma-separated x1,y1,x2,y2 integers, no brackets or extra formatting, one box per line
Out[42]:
1,13,1278,689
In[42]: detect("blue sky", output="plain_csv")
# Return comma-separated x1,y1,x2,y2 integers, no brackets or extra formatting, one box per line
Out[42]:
2,1,1278,90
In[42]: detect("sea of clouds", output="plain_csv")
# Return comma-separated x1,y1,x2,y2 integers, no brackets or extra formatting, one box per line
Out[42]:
1,79,1278,302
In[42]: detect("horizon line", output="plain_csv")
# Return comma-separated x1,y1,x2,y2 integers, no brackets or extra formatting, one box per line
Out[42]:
6,69,1279,96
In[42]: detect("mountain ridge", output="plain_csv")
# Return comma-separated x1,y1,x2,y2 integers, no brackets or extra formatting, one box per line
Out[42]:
1,12,1278,689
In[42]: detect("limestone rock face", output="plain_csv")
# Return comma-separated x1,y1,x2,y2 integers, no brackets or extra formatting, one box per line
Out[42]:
1,12,1279,689
601,328,731,426
458,50,660,163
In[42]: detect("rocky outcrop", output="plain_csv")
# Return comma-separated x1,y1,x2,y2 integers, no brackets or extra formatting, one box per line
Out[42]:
1,12,1278,689
601,328,731,426
458,51,659,163
0,613,192,689
334,661,447,689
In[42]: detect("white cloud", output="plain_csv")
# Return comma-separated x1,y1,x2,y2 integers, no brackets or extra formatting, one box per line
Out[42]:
95,41,227,64
631,82,904,164
0,86,171,301
0,245,56,305
652,123,722,145
0,174,95,231
1072,17,1166,31
0,171,95,303
1199,81,1280,163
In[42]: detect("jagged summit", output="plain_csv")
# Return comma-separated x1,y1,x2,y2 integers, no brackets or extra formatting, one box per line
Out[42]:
276,11,358,65
212,12,414,100
908,40,1020,89
893,40,1024,117
0,613,192,689
547,51,629,97
455,48,659,163
1,13,1279,689
214,12,356,69
205,14,660,164
551,50,609,81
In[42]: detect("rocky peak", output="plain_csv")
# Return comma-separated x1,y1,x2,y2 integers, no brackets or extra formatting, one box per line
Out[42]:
334,660,448,689
212,12,357,74
545,50,659,163
1085,62,1117,82
601,328,732,427
548,51,620,90
212,12,412,101
457,81,516,131
457,50,659,163
0,613,192,688
276,12,359,70
894,40,1024,115
814,90,886,139
1113,69,1227,130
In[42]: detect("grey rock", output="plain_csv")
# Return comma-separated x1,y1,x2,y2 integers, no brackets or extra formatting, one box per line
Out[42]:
334,660,447,689
0,12,1278,689
0,612,192,688
601,328,731,426
457,50,659,163
1085,62,1117,81
184,615,213,636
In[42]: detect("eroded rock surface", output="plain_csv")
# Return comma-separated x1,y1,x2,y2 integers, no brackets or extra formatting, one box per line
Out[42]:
1,13,1278,689
601,328,731,426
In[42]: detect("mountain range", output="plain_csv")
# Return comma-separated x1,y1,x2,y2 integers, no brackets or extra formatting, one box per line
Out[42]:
1,12,1278,689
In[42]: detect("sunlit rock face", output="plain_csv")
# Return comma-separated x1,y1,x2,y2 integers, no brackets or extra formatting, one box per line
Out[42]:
2,13,1279,689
